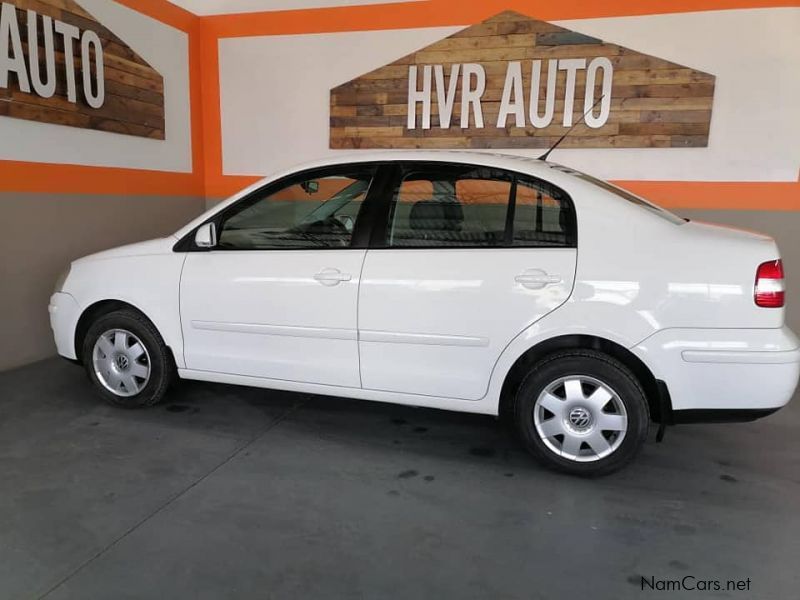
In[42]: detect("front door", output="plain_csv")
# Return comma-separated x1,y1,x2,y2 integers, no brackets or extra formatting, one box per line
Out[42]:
180,165,378,388
358,163,578,400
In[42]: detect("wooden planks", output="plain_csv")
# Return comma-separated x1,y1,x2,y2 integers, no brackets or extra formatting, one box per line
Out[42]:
330,10,715,150
0,0,165,139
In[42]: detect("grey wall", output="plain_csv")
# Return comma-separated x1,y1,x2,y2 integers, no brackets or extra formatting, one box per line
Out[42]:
0,193,205,371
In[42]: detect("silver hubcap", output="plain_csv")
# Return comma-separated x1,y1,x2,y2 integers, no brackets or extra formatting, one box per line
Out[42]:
92,329,151,397
533,375,628,463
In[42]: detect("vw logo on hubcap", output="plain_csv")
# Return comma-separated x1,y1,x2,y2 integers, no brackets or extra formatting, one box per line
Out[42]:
568,406,592,429
115,355,130,371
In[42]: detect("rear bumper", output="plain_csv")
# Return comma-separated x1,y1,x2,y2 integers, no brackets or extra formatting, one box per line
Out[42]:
671,407,780,424
634,326,800,415
49,292,80,360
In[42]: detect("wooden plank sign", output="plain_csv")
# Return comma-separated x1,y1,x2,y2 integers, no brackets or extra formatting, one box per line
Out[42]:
0,0,165,139
330,11,715,150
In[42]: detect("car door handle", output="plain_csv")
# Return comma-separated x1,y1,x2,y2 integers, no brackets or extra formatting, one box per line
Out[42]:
313,268,352,286
514,270,562,289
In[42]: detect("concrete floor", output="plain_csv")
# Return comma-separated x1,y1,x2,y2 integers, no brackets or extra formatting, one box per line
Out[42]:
1,359,798,600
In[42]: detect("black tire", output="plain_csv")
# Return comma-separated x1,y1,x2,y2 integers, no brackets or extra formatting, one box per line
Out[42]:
81,309,174,408
513,350,649,476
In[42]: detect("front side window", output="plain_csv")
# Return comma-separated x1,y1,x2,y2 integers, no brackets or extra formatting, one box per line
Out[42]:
217,167,375,250
386,166,512,248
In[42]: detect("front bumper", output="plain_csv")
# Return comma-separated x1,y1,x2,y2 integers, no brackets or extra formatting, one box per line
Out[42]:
634,326,800,418
49,292,81,360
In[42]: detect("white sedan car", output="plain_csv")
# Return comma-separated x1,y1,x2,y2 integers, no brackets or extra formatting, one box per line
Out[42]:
49,151,799,475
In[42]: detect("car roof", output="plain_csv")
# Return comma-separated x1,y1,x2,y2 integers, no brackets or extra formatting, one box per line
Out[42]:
276,150,559,179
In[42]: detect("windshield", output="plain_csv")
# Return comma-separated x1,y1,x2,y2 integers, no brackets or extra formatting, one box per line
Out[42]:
299,179,370,224
550,165,685,225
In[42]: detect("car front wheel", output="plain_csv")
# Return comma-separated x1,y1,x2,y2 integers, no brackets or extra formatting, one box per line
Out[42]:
514,350,650,476
82,309,174,408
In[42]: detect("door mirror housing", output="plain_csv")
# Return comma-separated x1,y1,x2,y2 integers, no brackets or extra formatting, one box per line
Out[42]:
195,222,217,248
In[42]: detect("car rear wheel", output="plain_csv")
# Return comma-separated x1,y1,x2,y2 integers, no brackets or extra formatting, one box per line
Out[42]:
514,350,649,476
82,309,174,408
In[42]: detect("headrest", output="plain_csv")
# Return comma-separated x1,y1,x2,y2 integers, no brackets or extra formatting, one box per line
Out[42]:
409,200,464,231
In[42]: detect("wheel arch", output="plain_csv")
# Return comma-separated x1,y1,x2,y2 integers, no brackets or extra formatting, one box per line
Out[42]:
73,300,177,367
498,334,670,424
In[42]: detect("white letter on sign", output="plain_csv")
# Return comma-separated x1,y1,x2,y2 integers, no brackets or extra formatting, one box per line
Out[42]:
27,10,56,98
407,65,432,130
0,3,31,93
584,57,613,128
460,63,485,129
54,19,80,103
81,30,104,108
529,59,557,128
558,58,586,127
433,64,459,129
497,61,525,128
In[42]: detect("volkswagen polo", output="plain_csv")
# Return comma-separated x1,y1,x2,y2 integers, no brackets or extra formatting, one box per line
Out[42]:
49,151,800,475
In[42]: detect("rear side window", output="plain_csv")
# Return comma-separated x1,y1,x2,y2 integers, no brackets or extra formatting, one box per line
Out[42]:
386,166,512,248
512,176,575,247
383,163,575,249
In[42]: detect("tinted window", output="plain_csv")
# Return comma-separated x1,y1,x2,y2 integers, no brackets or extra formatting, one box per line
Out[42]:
512,177,575,247
218,167,375,250
386,166,512,247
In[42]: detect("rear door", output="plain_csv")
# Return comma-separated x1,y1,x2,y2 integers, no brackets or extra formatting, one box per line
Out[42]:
357,163,578,400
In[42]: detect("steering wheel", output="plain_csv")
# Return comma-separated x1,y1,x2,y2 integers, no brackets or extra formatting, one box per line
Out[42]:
297,216,349,246
322,216,351,245
320,216,350,238
291,217,351,247
334,214,355,233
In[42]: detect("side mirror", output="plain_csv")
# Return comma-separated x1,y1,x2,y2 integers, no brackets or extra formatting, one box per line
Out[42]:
195,222,217,248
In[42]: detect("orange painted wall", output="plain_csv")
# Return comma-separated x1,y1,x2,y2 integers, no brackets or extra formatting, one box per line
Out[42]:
0,0,797,210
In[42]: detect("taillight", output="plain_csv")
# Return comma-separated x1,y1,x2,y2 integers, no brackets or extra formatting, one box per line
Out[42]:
755,259,785,308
